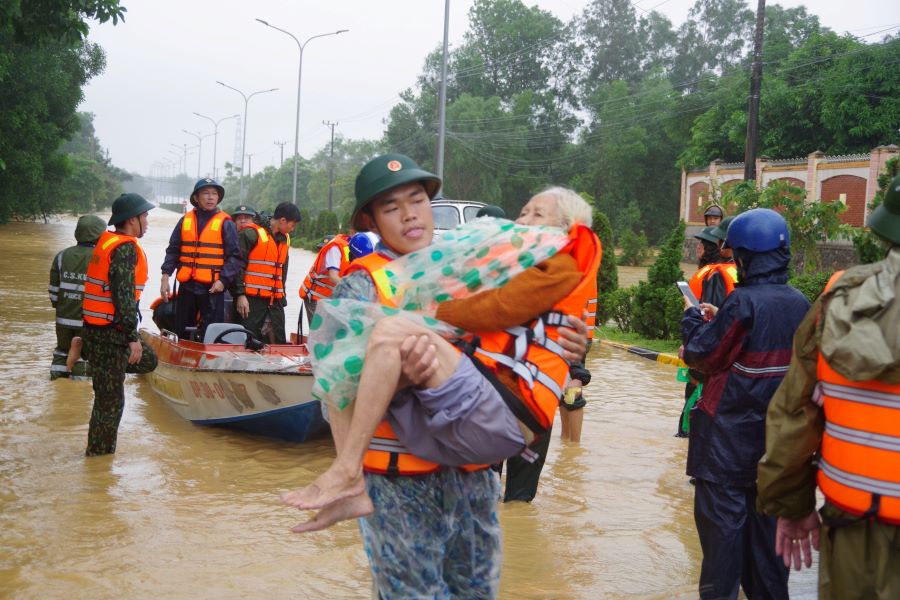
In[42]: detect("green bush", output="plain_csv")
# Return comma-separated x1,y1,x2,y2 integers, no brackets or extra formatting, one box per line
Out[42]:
618,229,650,266
631,282,685,339
789,271,834,303
630,221,686,340
603,287,635,332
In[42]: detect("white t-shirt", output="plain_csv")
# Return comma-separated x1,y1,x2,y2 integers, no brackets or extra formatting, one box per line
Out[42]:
324,246,343,271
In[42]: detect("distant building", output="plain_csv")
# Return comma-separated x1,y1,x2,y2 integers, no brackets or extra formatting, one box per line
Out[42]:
680,145,899,227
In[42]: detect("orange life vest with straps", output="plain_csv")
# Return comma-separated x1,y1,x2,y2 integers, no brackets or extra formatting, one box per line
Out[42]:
243,224,289,301
467,224,602,433
83,230,148,326
689,265,713,300
176,209,230,284
299,234,351,302
706,262,738,296
347,251,487,476
816,270,900,525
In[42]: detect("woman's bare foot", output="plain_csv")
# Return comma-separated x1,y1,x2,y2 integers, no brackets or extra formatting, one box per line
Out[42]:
66,337,83,372
281,461,365,510
289,491,374,533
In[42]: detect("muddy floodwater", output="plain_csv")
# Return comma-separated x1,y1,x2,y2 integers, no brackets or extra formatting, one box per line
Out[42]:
0,211,815,598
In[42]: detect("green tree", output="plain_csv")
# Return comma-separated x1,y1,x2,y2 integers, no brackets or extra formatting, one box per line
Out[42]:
0,1,124,221
722,180,849,273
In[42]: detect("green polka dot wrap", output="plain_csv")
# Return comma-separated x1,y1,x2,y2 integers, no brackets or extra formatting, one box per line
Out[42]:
309,218,569,409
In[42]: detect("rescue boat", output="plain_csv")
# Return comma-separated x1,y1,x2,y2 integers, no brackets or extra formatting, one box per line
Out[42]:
140,325,326,443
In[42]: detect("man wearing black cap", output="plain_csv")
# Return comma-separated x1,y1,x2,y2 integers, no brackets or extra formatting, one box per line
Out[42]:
81,194,158,455
159,178,242,341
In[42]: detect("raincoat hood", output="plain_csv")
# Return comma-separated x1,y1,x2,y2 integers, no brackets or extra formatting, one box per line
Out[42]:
74,215,107,243
734,246,791,284
821,247,900,382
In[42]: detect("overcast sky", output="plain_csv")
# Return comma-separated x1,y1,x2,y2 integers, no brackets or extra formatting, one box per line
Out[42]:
81,0,900,177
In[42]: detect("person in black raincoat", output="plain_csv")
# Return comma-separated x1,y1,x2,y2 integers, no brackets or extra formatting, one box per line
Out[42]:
680,208,810,600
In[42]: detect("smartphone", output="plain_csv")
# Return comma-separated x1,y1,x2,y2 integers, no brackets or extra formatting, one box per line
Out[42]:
676,281,700,307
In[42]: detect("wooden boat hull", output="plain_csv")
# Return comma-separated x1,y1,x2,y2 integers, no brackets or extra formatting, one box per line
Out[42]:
141,329,326,442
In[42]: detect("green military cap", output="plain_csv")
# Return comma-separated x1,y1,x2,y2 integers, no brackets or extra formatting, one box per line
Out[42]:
693,226,720,244
352,154,441,230
74,215,107,243
108,193,155,226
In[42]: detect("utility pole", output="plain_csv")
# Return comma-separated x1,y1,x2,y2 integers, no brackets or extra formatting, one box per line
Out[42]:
247,153,254,181
323,120,338,212
744,0,766,182
274,140,287,166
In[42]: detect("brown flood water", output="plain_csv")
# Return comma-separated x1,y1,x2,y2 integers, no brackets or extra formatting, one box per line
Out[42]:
0,211,815,598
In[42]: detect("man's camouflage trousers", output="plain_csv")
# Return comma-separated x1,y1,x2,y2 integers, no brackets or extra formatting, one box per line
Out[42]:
82,327,157,456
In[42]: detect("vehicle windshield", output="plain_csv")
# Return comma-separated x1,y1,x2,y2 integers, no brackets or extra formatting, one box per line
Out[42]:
463,206,483,222
432,206,461,230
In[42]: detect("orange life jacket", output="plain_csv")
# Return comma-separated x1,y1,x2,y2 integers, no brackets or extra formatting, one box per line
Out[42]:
816,270,900,525
347,252,487,476
243,224,289,301
83,230,148,326
689,265,714,300
299,234,351,302
467,224,602,433
706,262,738,296
176,209,230,284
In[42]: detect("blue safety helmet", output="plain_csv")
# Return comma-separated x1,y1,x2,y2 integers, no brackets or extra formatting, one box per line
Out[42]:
349,232,379,260
724,208,790,252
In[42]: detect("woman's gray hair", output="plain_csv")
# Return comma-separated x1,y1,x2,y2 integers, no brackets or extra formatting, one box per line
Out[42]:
536,186,593,229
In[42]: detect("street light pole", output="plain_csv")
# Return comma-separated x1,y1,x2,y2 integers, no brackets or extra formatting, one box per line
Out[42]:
216,81,278,200
181,129,205,178
435,0,450,188
193,112,239,179
256,19,349,205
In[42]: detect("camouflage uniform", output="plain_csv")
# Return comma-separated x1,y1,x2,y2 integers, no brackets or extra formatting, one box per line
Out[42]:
82,242,157,456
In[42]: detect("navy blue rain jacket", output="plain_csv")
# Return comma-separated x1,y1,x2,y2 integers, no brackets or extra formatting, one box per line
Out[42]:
681,248,810,486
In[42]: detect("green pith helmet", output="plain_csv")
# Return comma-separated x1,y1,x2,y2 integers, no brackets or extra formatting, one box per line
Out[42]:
74,215,107,243
868,174,900,245
476,204,506,218
693,226,719,243
190,178,225,207
108,193,155,226
351,154,441,230
710,215,735,241
230,204,257,217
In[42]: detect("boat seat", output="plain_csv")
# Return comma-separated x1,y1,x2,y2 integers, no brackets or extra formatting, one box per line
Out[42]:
203,323,248,345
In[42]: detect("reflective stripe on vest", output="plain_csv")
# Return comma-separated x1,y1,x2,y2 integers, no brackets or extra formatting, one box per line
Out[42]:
471,223,602,432
176,210,230,284
299,235,351,301
243,224,288,300
82,231,148,326
816,269,900,524
346,252,486,476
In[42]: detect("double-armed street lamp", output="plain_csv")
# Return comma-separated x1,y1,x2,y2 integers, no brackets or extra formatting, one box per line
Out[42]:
256,18,349,206
193,112,240,180
216,80,278,200
181,129,216,178
167,146,185,175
